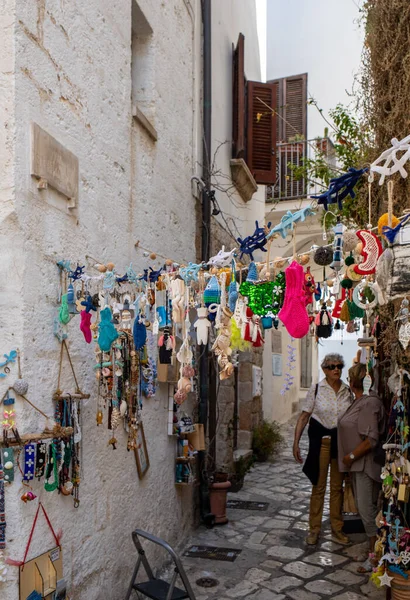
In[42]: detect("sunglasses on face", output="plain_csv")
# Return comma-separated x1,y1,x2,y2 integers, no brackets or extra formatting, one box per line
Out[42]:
325,364,344,371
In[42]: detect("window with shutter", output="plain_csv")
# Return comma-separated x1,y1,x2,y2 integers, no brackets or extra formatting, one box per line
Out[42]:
246,81,277,184
232,33,245,159
269,73,308,142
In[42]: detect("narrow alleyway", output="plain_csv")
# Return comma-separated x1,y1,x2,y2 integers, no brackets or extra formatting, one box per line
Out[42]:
178,423,385,600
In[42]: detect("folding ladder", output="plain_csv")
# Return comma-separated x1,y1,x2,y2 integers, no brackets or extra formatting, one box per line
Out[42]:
125,529,196,600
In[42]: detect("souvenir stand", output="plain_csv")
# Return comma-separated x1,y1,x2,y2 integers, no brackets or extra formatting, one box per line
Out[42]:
3,138,410,599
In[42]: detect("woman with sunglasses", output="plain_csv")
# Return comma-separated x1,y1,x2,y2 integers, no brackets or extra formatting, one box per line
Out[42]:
338,363,385,573
293,353,352,546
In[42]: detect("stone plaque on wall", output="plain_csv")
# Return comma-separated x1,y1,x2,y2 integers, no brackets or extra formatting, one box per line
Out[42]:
30,122,79,209
271,330,282,354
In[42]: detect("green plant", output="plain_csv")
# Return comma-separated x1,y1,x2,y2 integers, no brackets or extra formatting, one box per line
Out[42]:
252,420,283,462
234,454,255,481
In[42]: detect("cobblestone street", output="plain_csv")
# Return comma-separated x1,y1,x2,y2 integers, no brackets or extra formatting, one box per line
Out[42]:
180,424,385,600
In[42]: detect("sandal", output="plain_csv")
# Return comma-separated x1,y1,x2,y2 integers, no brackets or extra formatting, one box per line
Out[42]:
357,554,377,574
357,557,373,573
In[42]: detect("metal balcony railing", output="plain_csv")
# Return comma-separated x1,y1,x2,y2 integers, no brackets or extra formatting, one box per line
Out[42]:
266,137,336,202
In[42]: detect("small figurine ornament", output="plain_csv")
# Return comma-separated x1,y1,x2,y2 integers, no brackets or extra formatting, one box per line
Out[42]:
194,307,211,345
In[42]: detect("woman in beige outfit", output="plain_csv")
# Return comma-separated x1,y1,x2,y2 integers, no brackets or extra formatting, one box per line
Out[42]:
293,353,352,546
338,363,385,572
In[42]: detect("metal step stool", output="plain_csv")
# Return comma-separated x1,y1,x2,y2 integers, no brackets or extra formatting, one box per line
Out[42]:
125,529,196,600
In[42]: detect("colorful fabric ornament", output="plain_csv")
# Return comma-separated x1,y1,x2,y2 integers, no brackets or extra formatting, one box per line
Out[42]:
330,220,344,271
278,261,309,339
59,294,70,325
378,213,400,237
23,444,36,483
237,221,270,260
208,246,236,268
354,230,383,275
382,213,410,244
98,307,119,351
271,272,286,314
313,246,333,266
303,267,315,305
203,275,221,305
80,310,92,343
194,307,211,345
343,230,358,252
266,207,315,240
311,167,368,210
0,463,5,550
370,134,410,185
240,279,276,316
133,318,147,351
35,442,46,479
315,305,333,338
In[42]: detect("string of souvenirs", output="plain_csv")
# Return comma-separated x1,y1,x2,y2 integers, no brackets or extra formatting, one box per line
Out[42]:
2,135,410,590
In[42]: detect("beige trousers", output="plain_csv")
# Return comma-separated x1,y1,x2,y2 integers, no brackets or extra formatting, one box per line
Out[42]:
309,438,344,534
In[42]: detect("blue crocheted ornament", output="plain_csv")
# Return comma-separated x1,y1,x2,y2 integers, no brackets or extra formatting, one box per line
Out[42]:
133,318,147,350
311,167,368,211
247,261,258,282
237,221,271,261
203,275,221,305
98,307,119,351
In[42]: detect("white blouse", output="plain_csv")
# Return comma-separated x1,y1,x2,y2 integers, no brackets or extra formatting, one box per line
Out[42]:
302,379,352,430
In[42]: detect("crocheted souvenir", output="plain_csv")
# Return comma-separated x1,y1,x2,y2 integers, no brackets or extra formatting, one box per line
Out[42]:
80,310,92,343
203,275,221,306
313,246,333,266
315,305,333,338
330,220,344,272
303,267,315,305
208,246,236,268
266,207,315,240
133,318,147,351
231,318,251,351
382,213,410,244
228,275,238,313
59,294,70,325
194,307,211,345
332,288,347,318
272,272,286,314
378,213,400,237
354,230,383,275
239,279,276,316
171,278,185,323
311,167,367,210
98,307,119,352
343,230,358,252
237,221,270,260
278,261,309,339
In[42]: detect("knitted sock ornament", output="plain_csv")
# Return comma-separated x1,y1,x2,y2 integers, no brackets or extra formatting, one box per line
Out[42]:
80,310,92,343
278,261,309,338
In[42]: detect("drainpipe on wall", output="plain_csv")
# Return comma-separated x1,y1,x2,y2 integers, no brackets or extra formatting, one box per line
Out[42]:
198,0,214,527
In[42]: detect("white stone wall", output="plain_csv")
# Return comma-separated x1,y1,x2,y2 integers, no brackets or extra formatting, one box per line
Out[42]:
2,1,198,599
0,1,263,598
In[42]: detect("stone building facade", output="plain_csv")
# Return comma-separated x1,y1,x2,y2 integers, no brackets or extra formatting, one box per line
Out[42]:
0,1,264,599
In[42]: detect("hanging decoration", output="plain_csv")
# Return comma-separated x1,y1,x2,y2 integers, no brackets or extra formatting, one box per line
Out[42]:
237,220,271,260
311,167,368,210
354,230,383,275
266,207,315,240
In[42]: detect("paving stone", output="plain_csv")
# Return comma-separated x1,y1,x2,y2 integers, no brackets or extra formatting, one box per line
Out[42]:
244,542,268,551
360,581,385,598
267,546,304,560
260,559,283,570
292,522,309,531
320,540,343,552
245,567,272,583
303,551,348,567
226,580,259,598
332,593,367,600
262,575,303,593
283,561,324,579
247,591,286,600
249,531,267,544
342,541,369,560
263,519,291,529
279,509,302,518
286,589,321,600
326,569,366,586
242,516,270,526
305,579,344,595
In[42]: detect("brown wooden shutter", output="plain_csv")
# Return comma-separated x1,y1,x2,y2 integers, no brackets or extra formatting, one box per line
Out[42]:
246,81,277,184
269,73,307,142
232,33,245,158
